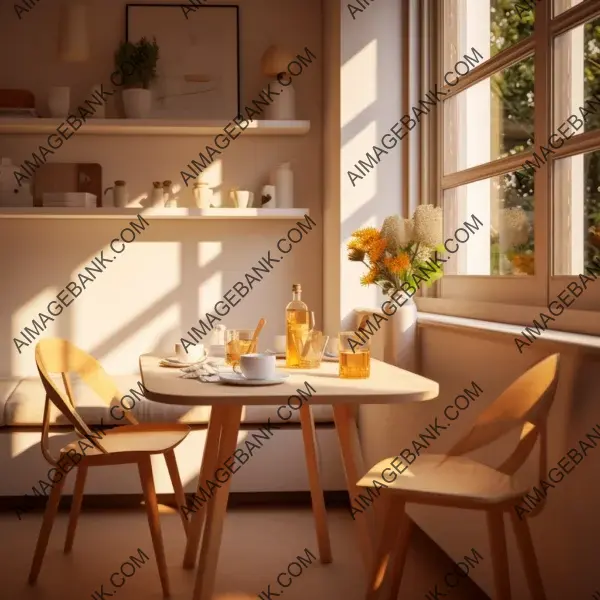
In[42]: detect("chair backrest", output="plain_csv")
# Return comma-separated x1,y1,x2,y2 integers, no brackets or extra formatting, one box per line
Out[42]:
35,338,138,466
446,353,561,481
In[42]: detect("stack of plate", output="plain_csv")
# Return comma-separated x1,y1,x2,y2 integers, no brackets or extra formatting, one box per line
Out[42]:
42,193,97,208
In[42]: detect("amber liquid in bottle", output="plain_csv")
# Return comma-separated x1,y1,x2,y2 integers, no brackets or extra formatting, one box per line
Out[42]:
286,284,309,368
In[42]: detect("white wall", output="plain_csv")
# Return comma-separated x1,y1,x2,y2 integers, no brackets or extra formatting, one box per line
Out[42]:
0,0,323,376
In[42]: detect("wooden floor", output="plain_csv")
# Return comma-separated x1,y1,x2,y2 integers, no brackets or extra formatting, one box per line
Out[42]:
0,505,489,600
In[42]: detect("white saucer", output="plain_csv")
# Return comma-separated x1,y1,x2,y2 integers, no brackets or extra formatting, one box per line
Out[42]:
161,352,208,367
218,372,290,386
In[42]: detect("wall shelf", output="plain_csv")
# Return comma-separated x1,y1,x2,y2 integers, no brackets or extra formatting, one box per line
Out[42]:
0,207,310,220
0,118,311,136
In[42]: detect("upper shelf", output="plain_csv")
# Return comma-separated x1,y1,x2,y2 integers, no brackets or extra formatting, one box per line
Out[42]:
0,118,311,136
0,207,310,220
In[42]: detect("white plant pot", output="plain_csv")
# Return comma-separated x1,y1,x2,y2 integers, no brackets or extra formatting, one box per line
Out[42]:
384,294,417,371
122,88,152,119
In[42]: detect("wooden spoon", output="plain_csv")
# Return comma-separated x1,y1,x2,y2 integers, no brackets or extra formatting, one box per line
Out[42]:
249,318,266,353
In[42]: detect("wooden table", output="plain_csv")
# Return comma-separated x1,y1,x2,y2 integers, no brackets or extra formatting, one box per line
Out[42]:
139,354,439,600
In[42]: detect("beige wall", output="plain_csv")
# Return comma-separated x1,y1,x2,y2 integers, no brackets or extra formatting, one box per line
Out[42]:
0,0,322,376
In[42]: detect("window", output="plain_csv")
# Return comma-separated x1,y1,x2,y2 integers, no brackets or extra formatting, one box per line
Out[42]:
430,0,600,319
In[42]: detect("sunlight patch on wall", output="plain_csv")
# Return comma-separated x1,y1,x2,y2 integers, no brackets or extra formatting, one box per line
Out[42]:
341,39,377,127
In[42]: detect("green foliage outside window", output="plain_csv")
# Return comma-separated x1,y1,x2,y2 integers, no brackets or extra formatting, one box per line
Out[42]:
487,1,600,273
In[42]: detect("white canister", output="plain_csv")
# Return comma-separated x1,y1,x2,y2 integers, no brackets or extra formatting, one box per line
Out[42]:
264,79,296,120
48,86,71,118
0,157,33,206
272,163,293,209
260,185,276,208
193,181,213,209
89,84,106,118
113,180,129,207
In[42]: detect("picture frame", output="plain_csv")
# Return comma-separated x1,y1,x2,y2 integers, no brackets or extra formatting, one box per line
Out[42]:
125,3,241,119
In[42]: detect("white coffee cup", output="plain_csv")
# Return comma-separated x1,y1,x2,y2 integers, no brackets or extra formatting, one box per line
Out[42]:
175,343,204,362
233,353,276,380
273,335,287,354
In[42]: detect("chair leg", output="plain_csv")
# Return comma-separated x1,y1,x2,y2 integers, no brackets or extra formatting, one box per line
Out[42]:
28,473,67,584
164,449,189,537
510,511,546,600
64,463,88,553
386,503,413,600
299,402,332,564
138,456,170,598
486,509,512,600
366,494,409,600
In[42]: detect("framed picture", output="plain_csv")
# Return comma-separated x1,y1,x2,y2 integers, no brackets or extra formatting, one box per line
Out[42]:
125,3,240,119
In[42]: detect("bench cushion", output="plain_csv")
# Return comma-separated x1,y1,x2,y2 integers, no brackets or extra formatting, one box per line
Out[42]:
2,375,333,427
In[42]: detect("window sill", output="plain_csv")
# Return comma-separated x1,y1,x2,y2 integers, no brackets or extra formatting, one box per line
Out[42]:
417,310,600,354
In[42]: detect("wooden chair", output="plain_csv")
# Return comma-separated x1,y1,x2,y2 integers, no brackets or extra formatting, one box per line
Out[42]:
28,338,191,597
360,353,560,600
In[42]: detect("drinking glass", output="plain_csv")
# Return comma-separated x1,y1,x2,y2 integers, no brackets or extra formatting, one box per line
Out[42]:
225,329,254,366
339,331,371,378
294,330,327,368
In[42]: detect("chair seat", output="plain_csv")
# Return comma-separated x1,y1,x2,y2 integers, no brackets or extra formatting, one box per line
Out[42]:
357,454,528,504
61,424,190,458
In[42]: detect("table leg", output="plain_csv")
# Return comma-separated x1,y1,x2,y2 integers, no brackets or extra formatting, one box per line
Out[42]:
299,402,332,563
333,403,374,572
183,404,226,569
192,404,243,600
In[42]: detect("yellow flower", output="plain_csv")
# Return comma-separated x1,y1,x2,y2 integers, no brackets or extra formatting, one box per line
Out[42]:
350,227,381,251
384,253,411,273
360,267,379,286
367,238,387,263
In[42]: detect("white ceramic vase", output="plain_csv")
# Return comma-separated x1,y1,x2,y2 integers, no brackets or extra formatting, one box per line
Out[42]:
272,163,293,208
385,294,417,371
122,88,152,118
264,79,296,120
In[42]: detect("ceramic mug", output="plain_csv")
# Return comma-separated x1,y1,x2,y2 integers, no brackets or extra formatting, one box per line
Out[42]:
230,189,254,208
233,353,276,380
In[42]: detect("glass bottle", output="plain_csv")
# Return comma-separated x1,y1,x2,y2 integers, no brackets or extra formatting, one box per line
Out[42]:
285,283,309,368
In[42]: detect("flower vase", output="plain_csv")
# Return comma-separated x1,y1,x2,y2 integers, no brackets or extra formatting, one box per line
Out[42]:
384,293,417,371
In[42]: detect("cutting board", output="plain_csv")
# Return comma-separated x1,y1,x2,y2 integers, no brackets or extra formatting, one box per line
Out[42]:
33,163,102,207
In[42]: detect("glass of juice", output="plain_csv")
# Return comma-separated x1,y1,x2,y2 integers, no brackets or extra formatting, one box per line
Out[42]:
225,329,254,366
339,332,370,378
295,329,326,369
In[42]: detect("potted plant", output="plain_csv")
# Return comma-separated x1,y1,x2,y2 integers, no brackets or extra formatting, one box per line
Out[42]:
115,37,159,118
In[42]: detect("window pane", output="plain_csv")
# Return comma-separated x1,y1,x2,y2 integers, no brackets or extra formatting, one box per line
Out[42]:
443,171,535,275
554,0,585,18
443,56,535,174
553,13,600,141
553,149,600,275
443,0,535,74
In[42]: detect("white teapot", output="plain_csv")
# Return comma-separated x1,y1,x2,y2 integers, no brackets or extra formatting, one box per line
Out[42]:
0,157,33,207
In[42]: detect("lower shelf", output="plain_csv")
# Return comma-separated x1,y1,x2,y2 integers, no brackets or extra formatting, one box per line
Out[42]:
0,207,310,220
